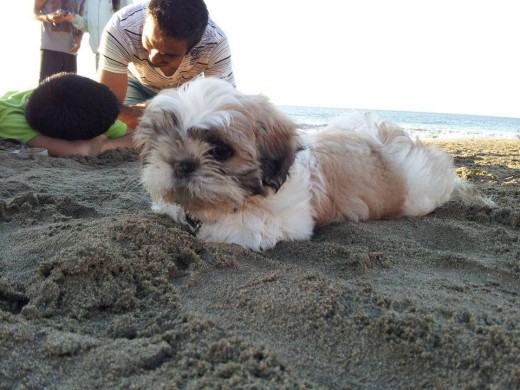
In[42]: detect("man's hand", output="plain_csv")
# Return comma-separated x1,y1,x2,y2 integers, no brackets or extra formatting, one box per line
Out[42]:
118,104,146,130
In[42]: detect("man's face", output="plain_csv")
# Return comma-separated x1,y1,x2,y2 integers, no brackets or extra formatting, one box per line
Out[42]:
142,15,190,77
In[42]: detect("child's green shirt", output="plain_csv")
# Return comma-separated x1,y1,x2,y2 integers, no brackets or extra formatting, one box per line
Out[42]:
0,89,127,144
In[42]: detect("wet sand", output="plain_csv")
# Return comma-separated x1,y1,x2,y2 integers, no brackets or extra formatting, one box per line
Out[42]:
1,139,519,388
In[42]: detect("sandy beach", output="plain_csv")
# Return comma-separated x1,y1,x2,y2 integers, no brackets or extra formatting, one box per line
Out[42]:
0,139,519,389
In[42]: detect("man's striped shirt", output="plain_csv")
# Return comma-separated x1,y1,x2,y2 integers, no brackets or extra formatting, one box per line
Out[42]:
98,1,235,92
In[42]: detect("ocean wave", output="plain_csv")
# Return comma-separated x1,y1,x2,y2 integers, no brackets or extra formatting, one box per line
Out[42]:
281,106,520,140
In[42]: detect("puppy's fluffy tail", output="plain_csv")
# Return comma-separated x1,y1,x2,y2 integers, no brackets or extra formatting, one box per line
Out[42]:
387,133,496,215
388,137,495,215
451,178,495,207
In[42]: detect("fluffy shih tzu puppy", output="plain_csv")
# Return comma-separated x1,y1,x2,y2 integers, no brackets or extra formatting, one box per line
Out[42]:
135,78,492,250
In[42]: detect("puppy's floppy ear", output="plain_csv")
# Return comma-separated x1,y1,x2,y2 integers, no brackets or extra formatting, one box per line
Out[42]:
247,96,300,191
134,96,181,165
133,115,155,165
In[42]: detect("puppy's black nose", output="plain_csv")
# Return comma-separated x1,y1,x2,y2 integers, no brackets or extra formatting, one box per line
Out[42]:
173,159,199,177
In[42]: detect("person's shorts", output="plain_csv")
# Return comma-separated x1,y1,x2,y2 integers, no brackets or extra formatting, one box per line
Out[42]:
124,77,156,105
40,49,77,83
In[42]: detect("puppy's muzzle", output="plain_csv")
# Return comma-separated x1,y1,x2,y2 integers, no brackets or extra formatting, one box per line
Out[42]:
173,159,199,178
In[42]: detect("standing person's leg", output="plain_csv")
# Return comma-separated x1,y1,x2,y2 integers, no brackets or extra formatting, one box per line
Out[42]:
39,50,77,83
62,53,77,74
39,49,61,83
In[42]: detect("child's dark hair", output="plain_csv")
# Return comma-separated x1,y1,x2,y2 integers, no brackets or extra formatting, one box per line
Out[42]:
25,73,120,141
147,0,209,50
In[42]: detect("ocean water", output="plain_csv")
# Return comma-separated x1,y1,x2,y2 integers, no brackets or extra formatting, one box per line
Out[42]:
280,106,520,140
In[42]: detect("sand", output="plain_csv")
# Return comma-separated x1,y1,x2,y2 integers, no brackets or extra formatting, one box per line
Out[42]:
0,139,519,389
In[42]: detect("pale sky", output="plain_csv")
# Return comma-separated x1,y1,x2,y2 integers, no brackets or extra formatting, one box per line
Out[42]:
3,1,519,118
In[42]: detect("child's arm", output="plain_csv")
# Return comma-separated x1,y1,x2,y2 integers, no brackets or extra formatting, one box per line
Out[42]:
26,134,135,157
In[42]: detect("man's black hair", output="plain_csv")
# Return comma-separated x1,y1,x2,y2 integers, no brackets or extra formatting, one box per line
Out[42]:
25,73,120,141
147,0,209,49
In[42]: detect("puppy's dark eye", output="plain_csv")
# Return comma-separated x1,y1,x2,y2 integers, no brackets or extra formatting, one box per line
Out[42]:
209,142,234,162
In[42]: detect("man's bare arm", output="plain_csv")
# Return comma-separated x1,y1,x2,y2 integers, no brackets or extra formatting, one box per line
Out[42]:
98,69,129,104
98,70,146,128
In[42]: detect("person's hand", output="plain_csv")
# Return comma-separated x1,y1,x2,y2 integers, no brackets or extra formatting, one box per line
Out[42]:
63,13,75,23
71,37,81,53
86,134,135,157
84,135,107,157
78,134,135,156
48,9,68,24
99,134,135,153
118,104,146,130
